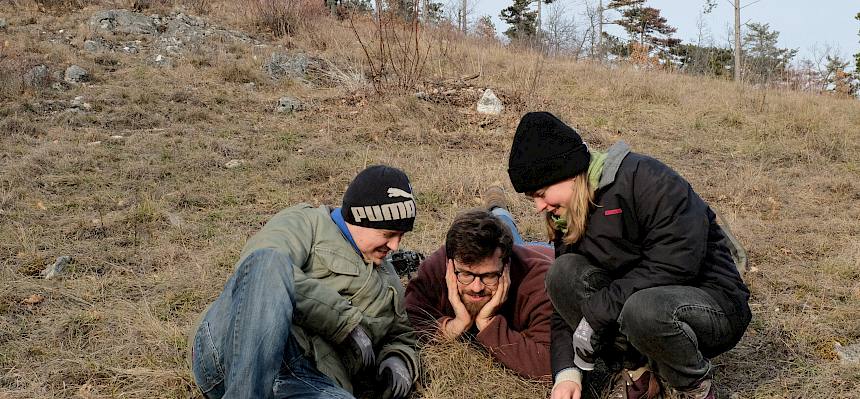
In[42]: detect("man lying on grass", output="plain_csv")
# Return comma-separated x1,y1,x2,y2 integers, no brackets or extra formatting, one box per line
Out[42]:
405,198,555,380
189,165,418,399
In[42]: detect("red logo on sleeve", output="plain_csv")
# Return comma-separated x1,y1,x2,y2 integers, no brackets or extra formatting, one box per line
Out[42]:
604,208,622,216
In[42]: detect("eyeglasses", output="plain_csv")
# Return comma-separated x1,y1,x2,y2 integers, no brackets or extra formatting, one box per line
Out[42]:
452,261,505,286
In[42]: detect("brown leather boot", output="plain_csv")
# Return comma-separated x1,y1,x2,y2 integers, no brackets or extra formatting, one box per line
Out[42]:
621,366,662,399
481,183,508,212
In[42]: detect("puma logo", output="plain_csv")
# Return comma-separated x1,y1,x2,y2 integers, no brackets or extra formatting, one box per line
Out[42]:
351,200,416,223
387,188,414,199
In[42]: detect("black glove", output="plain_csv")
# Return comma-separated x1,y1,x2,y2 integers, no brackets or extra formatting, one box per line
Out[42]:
347,325,375,369
378,355,412,399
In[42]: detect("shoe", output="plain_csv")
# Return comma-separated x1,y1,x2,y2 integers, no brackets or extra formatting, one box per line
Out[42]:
670,378,714,399
482,183,507,212
621,366,662,399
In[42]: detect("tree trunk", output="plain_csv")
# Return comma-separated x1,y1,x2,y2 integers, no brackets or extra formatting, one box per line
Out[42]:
734,0,742,81
536,0,541,42
461,0,467,32
597,0,603,60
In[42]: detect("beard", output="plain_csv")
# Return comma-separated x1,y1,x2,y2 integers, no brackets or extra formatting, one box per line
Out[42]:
461,290,491,317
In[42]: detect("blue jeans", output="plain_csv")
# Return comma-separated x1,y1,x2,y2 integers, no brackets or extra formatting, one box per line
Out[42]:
191,248,354,399
491,207,553,249
546,254,741,389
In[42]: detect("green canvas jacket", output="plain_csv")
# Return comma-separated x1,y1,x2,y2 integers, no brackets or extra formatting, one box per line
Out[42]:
236,204,418,393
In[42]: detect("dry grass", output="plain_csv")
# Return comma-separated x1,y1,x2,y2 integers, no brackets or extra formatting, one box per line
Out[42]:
417,340,549,399
1,3,860,399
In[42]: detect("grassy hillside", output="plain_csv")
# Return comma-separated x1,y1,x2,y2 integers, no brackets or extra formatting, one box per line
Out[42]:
1,3,859,398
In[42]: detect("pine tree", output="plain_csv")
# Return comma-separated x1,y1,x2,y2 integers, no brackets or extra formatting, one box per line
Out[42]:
500,0,554,42
500,0,538,41
671,43,733,77
607,0,680,57
825,55,859,97
742,22,797,85
854,12,860,73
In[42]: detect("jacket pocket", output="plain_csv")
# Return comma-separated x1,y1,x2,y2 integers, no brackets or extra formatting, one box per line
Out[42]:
191,321,225,394
313,248,362,276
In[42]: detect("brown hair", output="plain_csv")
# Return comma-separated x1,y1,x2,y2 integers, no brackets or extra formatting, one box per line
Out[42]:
445,209,514,265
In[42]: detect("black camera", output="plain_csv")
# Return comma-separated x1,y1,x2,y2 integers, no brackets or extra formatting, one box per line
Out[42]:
388,250,424,279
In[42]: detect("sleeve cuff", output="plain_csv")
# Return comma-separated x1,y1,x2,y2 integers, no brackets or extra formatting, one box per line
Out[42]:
553,367,582,389
437,316,453,337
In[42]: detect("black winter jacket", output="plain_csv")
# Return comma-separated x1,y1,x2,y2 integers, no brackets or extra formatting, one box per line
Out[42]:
550,142,751,375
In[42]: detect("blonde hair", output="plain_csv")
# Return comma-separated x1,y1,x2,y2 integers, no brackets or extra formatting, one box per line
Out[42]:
543,171,595,245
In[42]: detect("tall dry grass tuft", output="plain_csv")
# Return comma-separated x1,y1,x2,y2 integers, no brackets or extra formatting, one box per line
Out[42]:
418,339,550,399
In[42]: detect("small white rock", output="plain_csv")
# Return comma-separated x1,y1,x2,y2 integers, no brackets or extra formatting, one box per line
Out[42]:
42,256,72,280
109,135,124,140
476,89,504,115
835,342,860,365
224,159,246,169
167,213,183,227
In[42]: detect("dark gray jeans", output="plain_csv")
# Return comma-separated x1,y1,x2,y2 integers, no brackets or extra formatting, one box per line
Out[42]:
546,254,739,389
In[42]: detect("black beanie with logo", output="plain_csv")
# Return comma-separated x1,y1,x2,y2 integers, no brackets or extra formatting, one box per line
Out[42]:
507,112,591,193
341,165,416,232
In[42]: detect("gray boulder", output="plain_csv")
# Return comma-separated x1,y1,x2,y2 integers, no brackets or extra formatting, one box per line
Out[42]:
155,12,254,54
89,10,158,35
83,39,106,52
24,65,50,88
265,52,308,80
276,96,302,114
0,18,8,31
64,65,90,83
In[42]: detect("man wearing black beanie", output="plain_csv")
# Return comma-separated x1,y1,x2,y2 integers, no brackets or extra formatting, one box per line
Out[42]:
189,165,418,399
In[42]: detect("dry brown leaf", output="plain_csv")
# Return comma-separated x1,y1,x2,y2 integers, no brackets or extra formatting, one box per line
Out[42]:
22,294,45,305
36,201,47,210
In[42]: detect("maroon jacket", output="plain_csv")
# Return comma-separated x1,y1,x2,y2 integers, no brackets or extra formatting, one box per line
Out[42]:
404,244,554,379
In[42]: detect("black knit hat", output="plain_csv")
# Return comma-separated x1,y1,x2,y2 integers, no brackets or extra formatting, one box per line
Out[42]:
342,165,416,232
507,112,590,193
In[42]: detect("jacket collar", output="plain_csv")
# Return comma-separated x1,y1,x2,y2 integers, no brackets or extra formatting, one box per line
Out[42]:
598,141,631,190
330,207,361,256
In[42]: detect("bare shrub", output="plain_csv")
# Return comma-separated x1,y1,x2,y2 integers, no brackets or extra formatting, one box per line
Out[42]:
348,7,435,94
243,0,324,37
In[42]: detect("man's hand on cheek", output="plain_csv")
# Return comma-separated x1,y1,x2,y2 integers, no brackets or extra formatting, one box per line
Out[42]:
475,267,509,331
443,260,473,339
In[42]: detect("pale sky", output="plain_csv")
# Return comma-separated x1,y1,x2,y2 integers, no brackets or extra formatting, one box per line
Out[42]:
468,0,860,66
